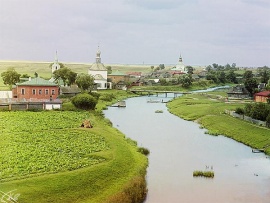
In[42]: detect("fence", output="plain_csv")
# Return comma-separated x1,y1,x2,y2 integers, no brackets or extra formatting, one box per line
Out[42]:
0,98,62,111
225,110,267,127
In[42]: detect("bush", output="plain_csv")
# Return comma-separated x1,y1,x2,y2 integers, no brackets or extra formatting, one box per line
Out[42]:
137,147,150,156
99,94,116,102
105,176,147,203
71,93,97,110
89,92,100,100
235,107,244,115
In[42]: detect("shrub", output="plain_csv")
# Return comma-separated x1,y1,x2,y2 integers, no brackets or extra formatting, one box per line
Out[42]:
193,170,214,178
137,147,150,156
71,93,97,110
235,107,244,115
99,94,116,102
105,176,147,203
89,92,100,100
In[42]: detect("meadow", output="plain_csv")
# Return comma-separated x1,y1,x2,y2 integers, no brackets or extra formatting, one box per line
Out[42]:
0,60,153,90
0,91,148,203
167,93,270,155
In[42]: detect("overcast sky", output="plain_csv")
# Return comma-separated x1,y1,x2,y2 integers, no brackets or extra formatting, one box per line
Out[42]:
0,0,269,67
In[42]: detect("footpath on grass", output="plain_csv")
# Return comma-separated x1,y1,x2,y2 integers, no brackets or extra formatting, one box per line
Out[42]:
167,93,270,155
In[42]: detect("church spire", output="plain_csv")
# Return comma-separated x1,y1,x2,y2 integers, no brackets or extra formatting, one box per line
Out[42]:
96,46,101,63
179,54,183,62
55,50,58,63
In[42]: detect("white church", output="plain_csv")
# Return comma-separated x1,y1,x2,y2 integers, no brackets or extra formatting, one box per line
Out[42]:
88,47,111,90
171,54,187,73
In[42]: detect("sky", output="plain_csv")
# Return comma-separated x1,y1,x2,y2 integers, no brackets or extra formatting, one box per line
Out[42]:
0,0,269,67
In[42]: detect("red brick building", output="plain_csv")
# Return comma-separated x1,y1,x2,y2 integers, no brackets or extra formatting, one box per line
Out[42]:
254,91,270,103
12,77,59,100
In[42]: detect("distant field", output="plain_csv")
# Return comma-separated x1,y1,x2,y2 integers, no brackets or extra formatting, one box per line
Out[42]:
0,60,156,89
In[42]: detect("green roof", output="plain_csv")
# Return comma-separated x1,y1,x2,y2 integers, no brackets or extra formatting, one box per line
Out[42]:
17,77,58,87
108,70,126,76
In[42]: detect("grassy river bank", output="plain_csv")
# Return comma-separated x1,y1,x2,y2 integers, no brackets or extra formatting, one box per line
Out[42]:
167,92,270,155
0,90,148,203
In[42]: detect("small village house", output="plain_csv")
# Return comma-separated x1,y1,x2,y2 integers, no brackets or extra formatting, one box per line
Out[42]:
254,91,270,103
107,70,129,84
227,84,250,99
12,77,59,100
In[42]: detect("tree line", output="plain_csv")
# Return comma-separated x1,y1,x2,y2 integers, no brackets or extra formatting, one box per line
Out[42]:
1,64,95,92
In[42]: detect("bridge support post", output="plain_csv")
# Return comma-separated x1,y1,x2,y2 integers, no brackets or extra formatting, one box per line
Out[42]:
165,93,167,97
156,92,158,97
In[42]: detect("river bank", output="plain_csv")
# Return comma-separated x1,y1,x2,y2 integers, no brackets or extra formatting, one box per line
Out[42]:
167,93,270,155
104,93,270,203
0,90,148,203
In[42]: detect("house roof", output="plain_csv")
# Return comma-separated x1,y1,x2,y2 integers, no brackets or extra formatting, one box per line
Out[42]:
108,70,126,76
227,85,249,94
16,77,58,87
89,62,107,71
126,72,142,76
254,91,270,97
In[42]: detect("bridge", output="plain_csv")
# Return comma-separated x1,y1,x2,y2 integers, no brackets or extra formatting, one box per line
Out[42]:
130,89,191,97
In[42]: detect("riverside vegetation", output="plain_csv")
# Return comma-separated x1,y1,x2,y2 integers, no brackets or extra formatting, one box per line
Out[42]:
0,90,148,203
167,91,270,155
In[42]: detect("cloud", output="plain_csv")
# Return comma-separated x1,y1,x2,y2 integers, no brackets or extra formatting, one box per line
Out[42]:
0,0,269,66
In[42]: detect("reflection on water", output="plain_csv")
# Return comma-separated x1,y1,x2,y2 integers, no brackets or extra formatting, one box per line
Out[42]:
104,95,270,203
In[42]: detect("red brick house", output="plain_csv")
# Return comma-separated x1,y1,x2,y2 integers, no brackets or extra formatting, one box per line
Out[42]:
12,77,59,100
254,91,270,103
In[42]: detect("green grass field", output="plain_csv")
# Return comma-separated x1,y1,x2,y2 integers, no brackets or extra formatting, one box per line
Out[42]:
167,93,270,155
0,60,155,90
0,92,148,203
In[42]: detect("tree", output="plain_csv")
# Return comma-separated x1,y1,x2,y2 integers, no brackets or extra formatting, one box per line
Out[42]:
159,64,165,70
186,66,194,74
205,65,212,72
243,70,258,95
217,71,226,83
226,70,237,83
53,67,77,86
150,66,154,71
75,73,95,91
180,74,192,88
21,73,30,78
1,68,21,88
243,70,253,80
106,66,112,74
245,78,258,95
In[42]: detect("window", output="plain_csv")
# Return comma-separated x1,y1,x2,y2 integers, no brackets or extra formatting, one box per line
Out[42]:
51,89,55,95
32,89,36,95
21,89,25,95
39,89,42,95
45,89,49,95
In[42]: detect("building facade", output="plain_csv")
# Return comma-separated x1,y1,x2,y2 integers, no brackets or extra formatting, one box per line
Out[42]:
254,91,270,103
171,54,187,73
12,77,59,100
88,47,109,90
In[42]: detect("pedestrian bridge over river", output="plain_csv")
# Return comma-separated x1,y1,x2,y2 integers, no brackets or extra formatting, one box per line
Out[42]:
130,89,191,97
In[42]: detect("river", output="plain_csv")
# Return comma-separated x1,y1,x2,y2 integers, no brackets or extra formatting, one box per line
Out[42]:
104,93,270,203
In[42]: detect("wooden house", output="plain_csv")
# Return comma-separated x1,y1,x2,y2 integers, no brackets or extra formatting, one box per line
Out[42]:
254,91,270,103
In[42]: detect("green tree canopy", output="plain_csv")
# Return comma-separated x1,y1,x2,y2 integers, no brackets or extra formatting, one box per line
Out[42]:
53,67,77,86
186,66,194,74
106,66,112,74
75,73,95,91
180,74,192,88
1,68,21,88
